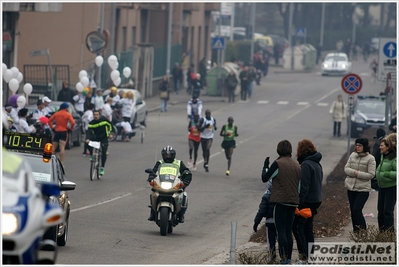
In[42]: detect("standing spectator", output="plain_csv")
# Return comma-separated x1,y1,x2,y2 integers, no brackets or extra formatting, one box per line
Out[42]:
376,133,397,232
102,97,113,122
42,96,54,115
33,116,52,136
262,53,270,77
389,111,397,133
91,88,104,111
344,38,352,59
120,91,134,130
292,139,323,263
33,99,45,120
344,138,376,232
369,59,378,83
352,43,358,60
172,62,183,95
247,64,256,98
199,109,217,173
187,113,201,171
372,128,386,168
329,95,347,137
158,75,170,112
362,41,370,62
261,140,301,264
225,71,238,103
16,108,35,133
118,90,125,102
57,81,75,103
186,64,195,95
83,89,93,112
82,103,94,155
72,91,85,117
192,73,202,98
316,43,323,64
199,57,207,87
4,103,18,124
105,86,120,108
220,116,239,176
273,41,281,65
239,66,249,101
7,117,17,132
48,102,76,163
253,179,277,263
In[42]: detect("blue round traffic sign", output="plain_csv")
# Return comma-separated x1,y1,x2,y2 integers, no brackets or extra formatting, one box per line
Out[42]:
341,74,362,95
383,42,396,58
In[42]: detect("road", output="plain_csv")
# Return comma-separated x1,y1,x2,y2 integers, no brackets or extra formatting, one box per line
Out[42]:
56,59,387,264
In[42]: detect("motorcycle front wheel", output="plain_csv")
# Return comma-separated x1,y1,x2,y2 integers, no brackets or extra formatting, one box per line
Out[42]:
160,207,169,236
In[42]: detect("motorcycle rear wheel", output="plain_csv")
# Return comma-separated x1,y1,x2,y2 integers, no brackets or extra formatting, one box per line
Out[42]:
160,207,169,236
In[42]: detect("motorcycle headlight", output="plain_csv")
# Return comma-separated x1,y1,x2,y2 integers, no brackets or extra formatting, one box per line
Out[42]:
2,213,18,235
160,182,173,190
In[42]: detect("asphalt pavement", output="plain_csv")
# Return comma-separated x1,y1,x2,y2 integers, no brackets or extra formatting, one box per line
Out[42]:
141,64,384,264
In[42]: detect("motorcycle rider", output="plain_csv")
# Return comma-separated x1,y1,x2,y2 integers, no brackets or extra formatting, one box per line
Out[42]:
147,146,192,223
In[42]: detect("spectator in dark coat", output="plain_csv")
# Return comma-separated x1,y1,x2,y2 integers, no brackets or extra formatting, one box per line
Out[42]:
372,128,387,168
57,81,76,103
239,66,249,101
172,62,183,95
273,41,281,65
292,139,323,263
344,38,352,59
253,179,277,263
316,43,323,64
198,57,207,87
389,111,397,133
225,71,238,103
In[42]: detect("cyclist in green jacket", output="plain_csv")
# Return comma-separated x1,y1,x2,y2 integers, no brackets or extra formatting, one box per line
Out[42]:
86,110,114,176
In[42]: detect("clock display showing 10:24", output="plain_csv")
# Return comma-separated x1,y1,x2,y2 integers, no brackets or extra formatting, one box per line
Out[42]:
4,132,50,150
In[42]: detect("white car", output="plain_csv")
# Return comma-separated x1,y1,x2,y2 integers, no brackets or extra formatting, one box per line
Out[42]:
321,53,352,76
102,88,147,127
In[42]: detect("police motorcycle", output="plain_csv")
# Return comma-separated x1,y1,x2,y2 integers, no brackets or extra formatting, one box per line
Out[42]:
145,149,189,236
2,130,63,264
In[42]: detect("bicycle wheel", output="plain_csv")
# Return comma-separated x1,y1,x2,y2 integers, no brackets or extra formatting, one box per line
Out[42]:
90,149,98,181
97,148,102,179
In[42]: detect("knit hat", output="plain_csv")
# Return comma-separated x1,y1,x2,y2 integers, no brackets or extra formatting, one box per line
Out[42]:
60,102,69,110
355,138,369,147
375,128,386,139
39,116,49,125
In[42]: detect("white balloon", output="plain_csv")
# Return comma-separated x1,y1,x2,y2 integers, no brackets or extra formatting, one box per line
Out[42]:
80,76,90,87
113,77,121,87
95,56,104,67
8,78,19,93
79,70,88,80
107,55,118,69
110,70,120,82
23,83,33,95
123,67,131,78
2,63,7,75
76,82,84,92
3,69,13,83
17,95,26,108
17,72,23,83
10,67,19,79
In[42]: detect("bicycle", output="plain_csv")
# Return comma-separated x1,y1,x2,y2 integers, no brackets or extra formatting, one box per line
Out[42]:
88,140,102,181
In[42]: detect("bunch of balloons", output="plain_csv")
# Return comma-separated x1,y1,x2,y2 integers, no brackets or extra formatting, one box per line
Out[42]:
2,63,33,108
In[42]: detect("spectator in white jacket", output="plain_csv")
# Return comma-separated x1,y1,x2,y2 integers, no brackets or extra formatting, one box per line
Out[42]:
329,94,347,137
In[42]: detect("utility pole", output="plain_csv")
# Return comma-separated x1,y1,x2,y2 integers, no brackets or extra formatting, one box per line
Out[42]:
320,3,325,46
97,2,104,90
250,3,255,63
289,3,294,70
166,3,173,80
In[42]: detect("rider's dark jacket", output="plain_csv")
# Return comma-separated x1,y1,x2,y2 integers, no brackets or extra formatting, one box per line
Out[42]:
87,117,113,142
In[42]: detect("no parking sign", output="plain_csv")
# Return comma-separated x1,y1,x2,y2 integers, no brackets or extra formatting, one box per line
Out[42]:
341,73,362,95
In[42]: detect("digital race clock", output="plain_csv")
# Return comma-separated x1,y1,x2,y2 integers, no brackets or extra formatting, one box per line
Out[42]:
4,131,51,152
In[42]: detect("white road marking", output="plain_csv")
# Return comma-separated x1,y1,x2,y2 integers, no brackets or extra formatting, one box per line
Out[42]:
71,193,132,213
314,87,341,103
317,103,329,106
287,104,311,120
277,101,289,105
297,102,309,105
257,100,269,104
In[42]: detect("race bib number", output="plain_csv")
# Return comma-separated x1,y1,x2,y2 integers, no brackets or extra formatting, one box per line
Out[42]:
159,166,178,176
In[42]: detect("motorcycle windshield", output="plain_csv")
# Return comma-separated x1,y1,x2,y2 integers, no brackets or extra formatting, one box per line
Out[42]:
157,163,180,182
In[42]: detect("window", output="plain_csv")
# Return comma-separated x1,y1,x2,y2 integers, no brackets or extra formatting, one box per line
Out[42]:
122,26,127,52
131,27,136,47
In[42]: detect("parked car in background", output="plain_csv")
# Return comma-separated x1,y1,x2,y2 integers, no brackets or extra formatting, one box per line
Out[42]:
321,52,352,76
25,101,83,149
350,95,388,138
102,88,147,128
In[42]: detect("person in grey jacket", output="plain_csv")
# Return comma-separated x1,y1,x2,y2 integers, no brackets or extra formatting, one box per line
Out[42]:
344,138,376,232
292,139,323,262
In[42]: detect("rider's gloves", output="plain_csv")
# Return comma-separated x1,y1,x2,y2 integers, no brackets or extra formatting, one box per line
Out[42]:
188,115,191,119
253,222,259,232
147,174,156,182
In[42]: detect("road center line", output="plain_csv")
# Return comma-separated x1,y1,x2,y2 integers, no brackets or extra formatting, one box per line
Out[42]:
71,193,132,213
314,87,341,103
